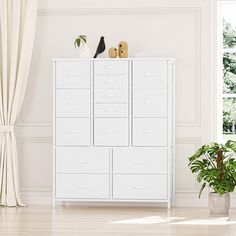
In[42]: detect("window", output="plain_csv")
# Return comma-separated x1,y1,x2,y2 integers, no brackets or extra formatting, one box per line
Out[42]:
219,3,236,140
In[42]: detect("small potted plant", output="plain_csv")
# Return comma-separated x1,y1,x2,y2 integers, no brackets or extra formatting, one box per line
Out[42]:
74,35,90,58
188,140,236,215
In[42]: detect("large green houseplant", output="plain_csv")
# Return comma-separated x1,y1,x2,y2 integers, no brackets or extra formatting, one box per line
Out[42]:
188,140,236,214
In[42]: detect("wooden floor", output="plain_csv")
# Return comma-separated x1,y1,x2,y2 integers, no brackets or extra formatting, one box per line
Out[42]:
1,206,236,235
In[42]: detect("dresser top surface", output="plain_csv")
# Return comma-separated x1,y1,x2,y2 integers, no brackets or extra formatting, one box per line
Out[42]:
53,58,176,62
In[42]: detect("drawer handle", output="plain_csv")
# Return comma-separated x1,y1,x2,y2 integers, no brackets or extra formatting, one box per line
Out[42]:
67,130,80,133
104,108,116,112
106,94,116,97
66,101,80,105
76,161,88,165
146,72,154,76
104,80,115,83
134,161,146,164
144,130,155,133
105,130,117,134
107,65,116,69
134,186,146,189
67,73,80,77
77,186,88,189
144,101,152,104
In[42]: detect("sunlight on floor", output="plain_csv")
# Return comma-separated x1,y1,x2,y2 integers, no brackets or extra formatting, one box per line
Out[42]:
110,216,185,224
110,216,236,225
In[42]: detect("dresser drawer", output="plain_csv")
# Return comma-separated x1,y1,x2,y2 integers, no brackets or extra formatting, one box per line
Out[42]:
133,89,167,117
56,148,109,173
94,104,128,117
113,174,167,200
133,60,167,89
133,118,167,146
56,89,90,117
94,118,128,146
94,89,128,103
56,174,109,199
94,61,128,75
94,75,128,89
56,61,90,88
56,118,90,146
113,148,167,174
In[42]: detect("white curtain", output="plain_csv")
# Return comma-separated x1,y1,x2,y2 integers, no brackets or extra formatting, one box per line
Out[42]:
0,0,38,206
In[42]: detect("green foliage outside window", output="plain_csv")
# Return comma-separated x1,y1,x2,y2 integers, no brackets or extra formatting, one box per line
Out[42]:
223,20,236,134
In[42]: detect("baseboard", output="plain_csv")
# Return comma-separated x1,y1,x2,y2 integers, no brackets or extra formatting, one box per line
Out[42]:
20,188,236,208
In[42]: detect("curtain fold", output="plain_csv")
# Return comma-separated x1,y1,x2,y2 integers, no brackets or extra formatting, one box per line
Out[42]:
0,0,38,206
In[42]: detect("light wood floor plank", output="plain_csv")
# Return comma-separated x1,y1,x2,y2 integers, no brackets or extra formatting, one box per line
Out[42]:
1,206,236,235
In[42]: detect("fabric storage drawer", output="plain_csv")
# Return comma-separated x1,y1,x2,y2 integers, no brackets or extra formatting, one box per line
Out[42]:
56,148,109,173
56,61,90,88
113,174,167,199
133,118,167,146
94,75,128,89
56,89,90,117
94,61,128,75
56,174,109,199
133,89,167,117
94,104,128,117
133,60,167,89
94,118,128,146
56,118,90,146
94,89,128,103
113,148,168,174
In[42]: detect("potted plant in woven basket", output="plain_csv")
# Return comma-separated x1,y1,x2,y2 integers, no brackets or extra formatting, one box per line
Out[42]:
188,140,236,215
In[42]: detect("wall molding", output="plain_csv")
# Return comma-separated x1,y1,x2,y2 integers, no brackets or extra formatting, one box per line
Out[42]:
37,7,202,16
176,137,201,193
19,6,202,128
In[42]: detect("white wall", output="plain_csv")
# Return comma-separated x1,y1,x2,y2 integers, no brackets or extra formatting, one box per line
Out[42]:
17,0,218,206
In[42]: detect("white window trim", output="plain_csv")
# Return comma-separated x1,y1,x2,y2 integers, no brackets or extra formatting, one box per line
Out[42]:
217,1,236,142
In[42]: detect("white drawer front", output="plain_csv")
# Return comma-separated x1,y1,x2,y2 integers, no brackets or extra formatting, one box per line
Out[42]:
133,60,167,89
56,118,90,146
56,61,90,88
56,148,109,173
94,89,128,103
133,89,167,117
94,75,128,89
56,174,109,199
113,174,167,200
94,104,128,117
133,118,167,146
113,148,167,174
56,89,90,117
94,118,128,146
94,61,128,75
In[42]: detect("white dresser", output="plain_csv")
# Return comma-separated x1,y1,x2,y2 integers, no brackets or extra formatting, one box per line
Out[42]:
53,58,175,207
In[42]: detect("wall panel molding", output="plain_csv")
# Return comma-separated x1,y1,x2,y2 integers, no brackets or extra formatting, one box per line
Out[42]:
19,6,202,128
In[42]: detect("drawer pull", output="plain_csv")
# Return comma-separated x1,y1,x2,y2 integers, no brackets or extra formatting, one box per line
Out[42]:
105,130,117,134
66,101,80,105
105,108,116,112
67,73,80,77
146,72,154,76
106,94,116,97
77,186,88,189
104,80,115,83
144,130,155,133
144,101,153,104
134,186,146,189
107,65,116,69
134,161,146,164
76,161,88,165
67,130,80,133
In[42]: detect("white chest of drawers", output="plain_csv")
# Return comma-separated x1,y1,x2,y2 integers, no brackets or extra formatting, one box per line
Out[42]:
53,58,175,207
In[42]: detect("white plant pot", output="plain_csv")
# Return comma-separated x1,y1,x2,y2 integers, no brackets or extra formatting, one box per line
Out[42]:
209,192,230,215
79,44,91,58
